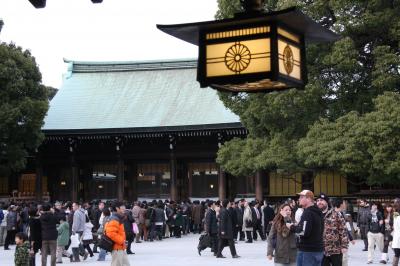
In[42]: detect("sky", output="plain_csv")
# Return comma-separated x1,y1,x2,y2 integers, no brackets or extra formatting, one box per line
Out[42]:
0,0,218,88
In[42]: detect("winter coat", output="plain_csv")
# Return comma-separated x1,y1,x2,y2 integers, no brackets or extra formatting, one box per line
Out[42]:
368,210,384,234
72,208,86,233
153,208,166,224
267,221,297,264
14,241,30,266
357,205,370,226
205,209,218,235
263,205,275,225
123,210,134,234
228,207,238,227
54,209,66,223
132,206,140,221
6,210,17,231
1,210,8,226
218,207,233,239
28,216,42,252
93,208,103,230
235,207,244,226
192,204,202,225
138,208,146,225
391,214,400,249
174,212,184,227
105,213,126,251
295,205,324,252
0,209,4,224
82,221,94,241
323,209,349,256
40,211,58,241
243,206,253,231
57,222,70,247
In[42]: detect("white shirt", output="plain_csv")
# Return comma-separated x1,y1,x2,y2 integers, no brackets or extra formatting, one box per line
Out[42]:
295,208,304,224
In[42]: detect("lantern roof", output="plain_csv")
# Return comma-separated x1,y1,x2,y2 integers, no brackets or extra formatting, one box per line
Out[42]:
157,7,339,45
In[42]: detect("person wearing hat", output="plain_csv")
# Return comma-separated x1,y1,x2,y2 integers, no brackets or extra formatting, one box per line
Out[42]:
317,194,349,266
293,190,324,266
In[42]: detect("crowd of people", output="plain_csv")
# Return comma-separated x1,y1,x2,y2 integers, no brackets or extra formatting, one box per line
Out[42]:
0,191,399,266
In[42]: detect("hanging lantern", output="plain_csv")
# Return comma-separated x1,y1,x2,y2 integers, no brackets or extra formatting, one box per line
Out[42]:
157,6,339,92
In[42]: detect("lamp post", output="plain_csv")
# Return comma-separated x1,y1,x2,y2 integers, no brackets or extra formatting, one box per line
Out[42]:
157,1,339,93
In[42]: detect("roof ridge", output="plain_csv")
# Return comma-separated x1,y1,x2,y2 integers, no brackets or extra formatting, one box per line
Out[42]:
64,58,198,73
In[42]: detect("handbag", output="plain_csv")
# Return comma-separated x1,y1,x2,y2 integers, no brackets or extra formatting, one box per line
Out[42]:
98,228,114,252
132,223,139,234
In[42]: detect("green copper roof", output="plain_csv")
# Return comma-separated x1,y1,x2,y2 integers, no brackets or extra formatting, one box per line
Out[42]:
43,59,241,132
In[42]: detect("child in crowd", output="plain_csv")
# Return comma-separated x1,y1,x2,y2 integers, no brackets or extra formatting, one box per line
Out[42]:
14,232,29,266
57,216,72,263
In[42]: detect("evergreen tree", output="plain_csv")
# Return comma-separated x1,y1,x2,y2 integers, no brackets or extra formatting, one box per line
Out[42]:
0,42,49,175
216,0,400,185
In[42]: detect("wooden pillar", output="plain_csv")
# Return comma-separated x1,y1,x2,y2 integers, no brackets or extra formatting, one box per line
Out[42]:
170,150,178,202
255,170,264,202
188,170,193,199
35,156,43,201
70,154,79,203
117,154,124,201
218,166,226,200
126,163,137,201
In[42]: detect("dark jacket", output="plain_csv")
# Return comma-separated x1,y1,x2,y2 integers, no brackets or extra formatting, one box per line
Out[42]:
235,207,244,226
153,208,165,224
228,207,238,227
263,205,275,225
28,216,42,252
123,210,134,237
205,209,218,235
192,204,203,225
93,208,103,230
40,211,58,241
368,210,384,234
54,209,66,224
296,205,324,252
357,205,370,225
218,207,233,239
6,210,17,231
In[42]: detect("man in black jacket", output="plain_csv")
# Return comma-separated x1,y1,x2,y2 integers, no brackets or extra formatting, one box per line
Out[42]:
216,200,240,259
294,190,324,266
263,201,275,236
203,201,218,256
40,204,58,266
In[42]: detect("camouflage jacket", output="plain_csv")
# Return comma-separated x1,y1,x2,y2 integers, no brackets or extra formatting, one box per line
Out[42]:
15,241,30,266
323,209,349,256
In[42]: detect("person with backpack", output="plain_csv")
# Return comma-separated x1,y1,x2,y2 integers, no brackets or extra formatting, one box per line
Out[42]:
267,203,297,266
104,201,131,266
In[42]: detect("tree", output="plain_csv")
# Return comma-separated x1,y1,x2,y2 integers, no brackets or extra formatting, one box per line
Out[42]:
216,0,400,185
298,92,400,185
0,42,49,175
